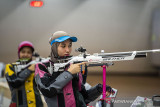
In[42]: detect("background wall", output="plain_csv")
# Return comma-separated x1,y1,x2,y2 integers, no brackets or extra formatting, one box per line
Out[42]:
0,0,160,73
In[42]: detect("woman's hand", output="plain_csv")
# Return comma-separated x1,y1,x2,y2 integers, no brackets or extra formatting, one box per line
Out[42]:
106,91,111,97
106,85,115,97
68,62,86,74
28,64,35,72
97,84,115,97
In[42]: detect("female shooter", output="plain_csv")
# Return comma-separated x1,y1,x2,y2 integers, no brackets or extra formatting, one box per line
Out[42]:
35,31,113,107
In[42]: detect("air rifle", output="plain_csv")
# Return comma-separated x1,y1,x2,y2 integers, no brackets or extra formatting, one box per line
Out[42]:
54,46,160,72
14,52,50,74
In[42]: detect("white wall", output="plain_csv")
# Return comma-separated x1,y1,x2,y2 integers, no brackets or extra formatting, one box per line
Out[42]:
0,0,160,73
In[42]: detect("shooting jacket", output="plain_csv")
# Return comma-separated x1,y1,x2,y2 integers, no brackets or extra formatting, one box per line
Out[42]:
5,62,43,107
35,61,102,107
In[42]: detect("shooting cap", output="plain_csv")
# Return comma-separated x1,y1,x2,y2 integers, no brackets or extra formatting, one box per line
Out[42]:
49,31,77,46
18,41,34,58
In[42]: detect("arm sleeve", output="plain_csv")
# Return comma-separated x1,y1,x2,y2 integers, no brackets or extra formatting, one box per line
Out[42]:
5,64,32,88
35,63,73,98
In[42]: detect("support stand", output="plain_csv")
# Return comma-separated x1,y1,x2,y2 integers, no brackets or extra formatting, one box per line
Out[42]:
88,62,113,107
102,65,106,107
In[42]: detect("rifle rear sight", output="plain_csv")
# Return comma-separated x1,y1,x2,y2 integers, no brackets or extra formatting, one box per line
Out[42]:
75,46,87,58
75,46,86,53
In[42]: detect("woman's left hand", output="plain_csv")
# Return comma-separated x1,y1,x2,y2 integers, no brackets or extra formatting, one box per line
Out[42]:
97,84,115,96
106,91,111,97
106,85,115,97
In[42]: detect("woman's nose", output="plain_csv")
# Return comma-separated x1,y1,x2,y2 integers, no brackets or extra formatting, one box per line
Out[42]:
24,53,29,57
65,47,70,52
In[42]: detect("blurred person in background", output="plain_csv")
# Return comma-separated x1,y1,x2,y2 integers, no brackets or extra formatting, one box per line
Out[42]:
5,41,43,107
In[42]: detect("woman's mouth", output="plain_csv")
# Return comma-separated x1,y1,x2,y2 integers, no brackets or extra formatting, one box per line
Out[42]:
65,54,69,56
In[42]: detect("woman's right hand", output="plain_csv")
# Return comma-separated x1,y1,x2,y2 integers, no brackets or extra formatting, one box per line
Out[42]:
68,62,86,74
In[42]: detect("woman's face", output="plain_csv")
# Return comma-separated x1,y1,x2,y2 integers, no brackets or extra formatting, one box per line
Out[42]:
57,39,72,57
19,47,33,59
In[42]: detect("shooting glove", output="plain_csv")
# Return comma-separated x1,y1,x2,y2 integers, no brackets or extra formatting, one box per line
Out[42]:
97,84,114,94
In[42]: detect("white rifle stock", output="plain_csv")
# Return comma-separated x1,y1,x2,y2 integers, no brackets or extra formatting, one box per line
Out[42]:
54,48,160,72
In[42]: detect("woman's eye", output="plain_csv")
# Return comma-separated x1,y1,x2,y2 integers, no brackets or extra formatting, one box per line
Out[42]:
61,45,65,48
28,51,32,54
22,51,25,53
69,44,72,48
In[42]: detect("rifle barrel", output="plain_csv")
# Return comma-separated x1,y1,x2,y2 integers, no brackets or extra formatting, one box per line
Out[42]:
98,49,160,56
